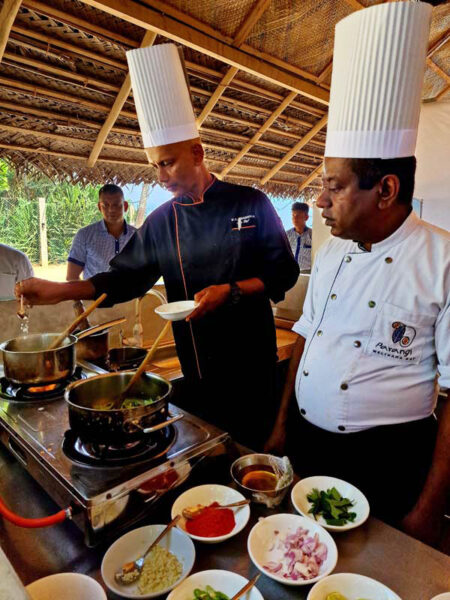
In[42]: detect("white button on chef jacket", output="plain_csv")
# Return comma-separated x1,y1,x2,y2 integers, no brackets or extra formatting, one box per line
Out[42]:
292,211,450,433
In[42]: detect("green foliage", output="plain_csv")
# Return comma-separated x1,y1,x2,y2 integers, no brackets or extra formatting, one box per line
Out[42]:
0,161,101,264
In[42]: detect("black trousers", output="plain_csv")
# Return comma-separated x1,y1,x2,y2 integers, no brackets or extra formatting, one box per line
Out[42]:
287,413,438,525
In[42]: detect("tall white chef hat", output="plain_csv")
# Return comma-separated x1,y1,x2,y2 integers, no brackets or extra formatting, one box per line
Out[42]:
325,2,432,159
126,43,199,148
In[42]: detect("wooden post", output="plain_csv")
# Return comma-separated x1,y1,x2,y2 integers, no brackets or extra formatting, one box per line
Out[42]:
38,196,48,267
135,183,149,227
0,0,22,63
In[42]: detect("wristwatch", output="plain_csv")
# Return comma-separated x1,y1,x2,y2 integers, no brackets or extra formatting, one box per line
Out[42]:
229,282,243,305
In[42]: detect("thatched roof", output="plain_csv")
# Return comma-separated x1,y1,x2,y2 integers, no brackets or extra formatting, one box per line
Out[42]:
0,0,448,199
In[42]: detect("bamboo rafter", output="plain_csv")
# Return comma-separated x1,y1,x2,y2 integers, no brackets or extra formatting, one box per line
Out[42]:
0,0,23,63
297,163,324,194
220,90,298,177
196,0,271,127
87,30,156,167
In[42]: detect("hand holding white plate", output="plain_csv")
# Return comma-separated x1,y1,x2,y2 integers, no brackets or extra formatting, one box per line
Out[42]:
155,301,196,321
291,475,370,532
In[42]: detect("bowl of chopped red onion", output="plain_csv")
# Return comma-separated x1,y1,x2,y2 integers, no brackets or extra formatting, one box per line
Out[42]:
247,513,337,586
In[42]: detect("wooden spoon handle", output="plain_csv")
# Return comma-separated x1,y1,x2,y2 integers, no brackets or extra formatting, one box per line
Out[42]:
223,500,251,509
48,293,107,350
143,514,181,559
120,320,171,398
230,574,261,600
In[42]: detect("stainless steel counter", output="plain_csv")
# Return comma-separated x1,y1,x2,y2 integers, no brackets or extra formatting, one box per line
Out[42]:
0,444,449,600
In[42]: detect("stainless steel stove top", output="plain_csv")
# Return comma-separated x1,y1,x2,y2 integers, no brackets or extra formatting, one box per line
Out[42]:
0,363,229,545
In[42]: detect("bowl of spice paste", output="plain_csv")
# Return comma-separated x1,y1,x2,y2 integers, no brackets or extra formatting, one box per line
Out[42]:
171,484,250,544
231,453,293,508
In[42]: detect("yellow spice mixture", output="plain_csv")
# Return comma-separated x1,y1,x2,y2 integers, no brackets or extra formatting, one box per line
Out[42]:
138,544,182,595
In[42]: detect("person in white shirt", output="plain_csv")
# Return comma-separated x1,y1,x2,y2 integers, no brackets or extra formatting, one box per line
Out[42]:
0,243,34,299
267,2,449,547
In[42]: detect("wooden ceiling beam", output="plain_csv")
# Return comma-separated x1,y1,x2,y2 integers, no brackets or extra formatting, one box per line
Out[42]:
427,31,449,59
297,163,323,194
341,0,364,11
435,84,449,101
427,57,450,86
196,0,271,127
87,30,156,167
202,143,319,168
260,114,328,184
77,0,329,104
0,0,22,63
220,90,297,177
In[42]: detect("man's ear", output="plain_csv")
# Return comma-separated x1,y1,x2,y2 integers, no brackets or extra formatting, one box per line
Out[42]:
377,174,400,210
191,142,204,165
123,201,129,213
97,201,102,212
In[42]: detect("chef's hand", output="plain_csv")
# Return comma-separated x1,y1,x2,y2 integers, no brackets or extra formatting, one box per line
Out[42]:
264,423,287,456
401,503,442,547
15,278,67,306
186,284,231,321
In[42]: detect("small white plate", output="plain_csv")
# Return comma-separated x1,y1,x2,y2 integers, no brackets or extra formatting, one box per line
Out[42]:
431,594,450,600
101,524,195,599
171,484,250,544
307,572,402,600
167,569,264,600
26,573,106,600
291,475,370,532
155,301,196,321
247,513,337,586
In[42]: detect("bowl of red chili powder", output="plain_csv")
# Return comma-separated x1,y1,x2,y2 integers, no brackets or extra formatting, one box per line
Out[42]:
171,484,250,544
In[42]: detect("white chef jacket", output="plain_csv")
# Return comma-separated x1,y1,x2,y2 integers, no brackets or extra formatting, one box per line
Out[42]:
0,244,34,300
292,211,450,433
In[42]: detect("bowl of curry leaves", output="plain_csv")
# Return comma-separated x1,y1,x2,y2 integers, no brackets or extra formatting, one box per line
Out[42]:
291,476,370,532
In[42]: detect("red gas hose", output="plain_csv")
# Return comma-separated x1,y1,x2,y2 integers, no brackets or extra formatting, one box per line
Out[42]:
0,496,71,528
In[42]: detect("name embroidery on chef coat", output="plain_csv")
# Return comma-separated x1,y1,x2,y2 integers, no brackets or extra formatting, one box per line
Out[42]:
231,215,256,231
368,320,421,362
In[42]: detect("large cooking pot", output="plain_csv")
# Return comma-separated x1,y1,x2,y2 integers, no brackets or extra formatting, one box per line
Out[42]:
65,371,182,445
0,333,77,385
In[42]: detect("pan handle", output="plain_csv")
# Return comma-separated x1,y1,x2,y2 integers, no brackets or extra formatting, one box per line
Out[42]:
126,412,183,434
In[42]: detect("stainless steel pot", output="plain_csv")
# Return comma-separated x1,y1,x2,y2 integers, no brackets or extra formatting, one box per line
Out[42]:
75,318,126,362
65,371,182,445
0,333,77,385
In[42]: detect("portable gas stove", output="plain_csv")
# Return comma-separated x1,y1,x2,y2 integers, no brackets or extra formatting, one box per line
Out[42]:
0,362,229,546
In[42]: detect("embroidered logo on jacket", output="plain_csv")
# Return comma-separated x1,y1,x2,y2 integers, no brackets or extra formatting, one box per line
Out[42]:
231,215,256,230
391,321,416,347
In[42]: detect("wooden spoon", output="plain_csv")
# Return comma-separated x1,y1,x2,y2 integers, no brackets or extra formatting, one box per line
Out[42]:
48,293,107,350
230,574,261,600
118,320,171,402
182,499,250,520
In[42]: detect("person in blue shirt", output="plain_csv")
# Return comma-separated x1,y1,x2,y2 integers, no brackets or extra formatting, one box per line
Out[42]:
66,184,136,280
286,202,312,273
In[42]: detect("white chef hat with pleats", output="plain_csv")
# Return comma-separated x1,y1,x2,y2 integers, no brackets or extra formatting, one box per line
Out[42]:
126,43,198,148
325,1,432,159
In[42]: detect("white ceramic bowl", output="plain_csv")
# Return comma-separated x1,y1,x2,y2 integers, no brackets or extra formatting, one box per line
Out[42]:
167,569,264,600
155,301,196,321
171,484,250,544
247,513,337,586
431,594,450,600
26,573,106,600
291,475,370,532
307,572,402,600
101,524,195,599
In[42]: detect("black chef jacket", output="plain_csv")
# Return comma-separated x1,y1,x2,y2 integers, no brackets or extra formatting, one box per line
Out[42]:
91,178,299,447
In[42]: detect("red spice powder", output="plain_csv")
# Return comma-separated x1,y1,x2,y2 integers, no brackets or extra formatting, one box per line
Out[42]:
185,501,235,537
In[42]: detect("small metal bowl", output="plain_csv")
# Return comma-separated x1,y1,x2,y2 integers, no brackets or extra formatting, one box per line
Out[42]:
230,453,293,508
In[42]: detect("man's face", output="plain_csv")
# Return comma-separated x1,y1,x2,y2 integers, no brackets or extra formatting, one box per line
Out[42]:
292,210,308,232
146,140,203,198
316,158,379,240
98,192,127,225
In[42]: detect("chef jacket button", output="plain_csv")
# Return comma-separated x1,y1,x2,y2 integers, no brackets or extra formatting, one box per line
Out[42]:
300,408,306,415
368,300,376,308
345,256,352,263
317,330,323,336
385,257,393,263
353,340,361,348
340,382,348,390
331,293,337,300
303,370,309,376
338,425,346,432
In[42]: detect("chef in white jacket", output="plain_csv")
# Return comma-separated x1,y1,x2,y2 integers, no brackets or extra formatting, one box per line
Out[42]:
267,1,449,547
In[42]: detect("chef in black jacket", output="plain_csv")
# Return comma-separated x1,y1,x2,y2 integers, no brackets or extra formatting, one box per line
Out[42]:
17,43,299,449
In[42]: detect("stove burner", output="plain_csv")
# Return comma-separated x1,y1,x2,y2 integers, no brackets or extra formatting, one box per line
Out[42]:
62,424,177,467
0,367,85,403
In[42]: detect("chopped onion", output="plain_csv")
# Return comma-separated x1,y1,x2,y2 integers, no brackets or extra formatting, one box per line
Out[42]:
262,527,328,581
